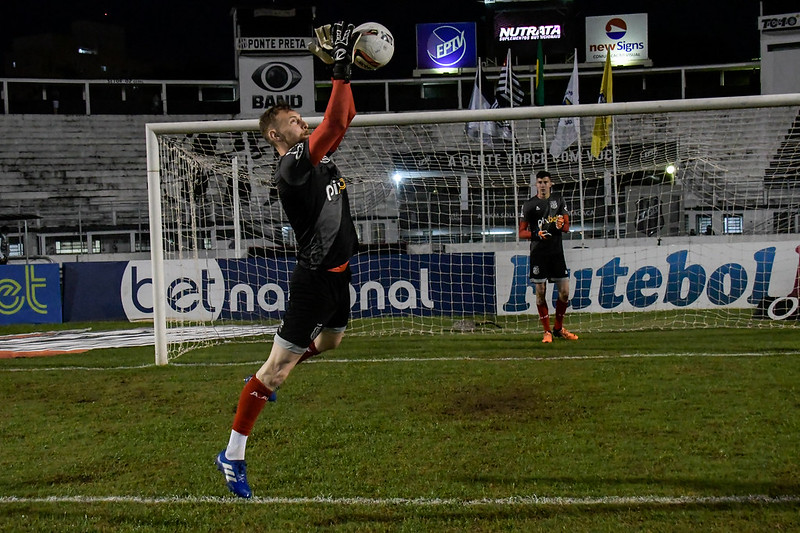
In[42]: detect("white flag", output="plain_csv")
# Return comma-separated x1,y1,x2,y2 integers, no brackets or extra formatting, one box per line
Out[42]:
549,53,580,159
465,64,501,144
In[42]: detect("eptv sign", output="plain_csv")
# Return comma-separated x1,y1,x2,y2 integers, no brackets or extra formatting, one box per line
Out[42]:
416,23,477,70
586,13,648,65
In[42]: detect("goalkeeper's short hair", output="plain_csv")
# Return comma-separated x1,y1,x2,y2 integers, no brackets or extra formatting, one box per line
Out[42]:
259,104,293,146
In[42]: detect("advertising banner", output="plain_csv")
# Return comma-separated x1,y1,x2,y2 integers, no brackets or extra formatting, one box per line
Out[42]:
238,52,315,117
492,11,568,63
0,264,62,324
114,255,496,322
416,23,477,70
59,242,800,325
496,241,800,316
62,262,128,322
585,14,648,65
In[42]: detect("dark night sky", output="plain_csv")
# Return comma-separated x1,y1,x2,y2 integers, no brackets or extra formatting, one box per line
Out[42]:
1,0,797,79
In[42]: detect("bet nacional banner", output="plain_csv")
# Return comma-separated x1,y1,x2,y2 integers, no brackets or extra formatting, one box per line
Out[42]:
113,254,495,322
0,264,62,324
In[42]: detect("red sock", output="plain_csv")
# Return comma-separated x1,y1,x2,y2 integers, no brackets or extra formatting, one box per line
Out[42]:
554,299,568,331
537,304,551,332
232,376,272,436
297,340,320,364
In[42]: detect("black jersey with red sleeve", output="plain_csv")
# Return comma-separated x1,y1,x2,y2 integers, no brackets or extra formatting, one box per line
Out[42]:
273,80,358,270
521,193,570,254
274,142,358,270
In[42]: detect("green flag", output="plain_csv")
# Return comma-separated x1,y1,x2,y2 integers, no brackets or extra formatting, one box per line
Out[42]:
534,40,545,107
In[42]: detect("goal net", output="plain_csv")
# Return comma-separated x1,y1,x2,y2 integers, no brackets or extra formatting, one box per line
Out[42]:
146,94,800,364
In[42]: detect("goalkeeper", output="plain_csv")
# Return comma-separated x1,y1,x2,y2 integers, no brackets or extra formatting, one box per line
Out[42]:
518,170,579,343
215,21,360,499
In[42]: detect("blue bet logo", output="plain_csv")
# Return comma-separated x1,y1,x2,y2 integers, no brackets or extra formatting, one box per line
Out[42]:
0,264,62,324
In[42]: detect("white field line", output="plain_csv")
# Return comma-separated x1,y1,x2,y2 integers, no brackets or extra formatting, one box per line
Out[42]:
0,494,798,507
2,351,799,372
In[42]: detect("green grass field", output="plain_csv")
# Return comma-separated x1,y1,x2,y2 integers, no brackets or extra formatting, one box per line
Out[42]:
1,326,799,531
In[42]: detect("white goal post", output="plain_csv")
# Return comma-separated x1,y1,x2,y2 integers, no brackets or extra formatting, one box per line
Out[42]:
146,93,800,365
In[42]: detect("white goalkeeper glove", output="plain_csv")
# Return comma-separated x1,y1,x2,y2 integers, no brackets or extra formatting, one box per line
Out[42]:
308,24,335,65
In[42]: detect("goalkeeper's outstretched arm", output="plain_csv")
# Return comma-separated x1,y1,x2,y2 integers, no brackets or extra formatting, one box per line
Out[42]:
308,81,355,164
308,21,357,164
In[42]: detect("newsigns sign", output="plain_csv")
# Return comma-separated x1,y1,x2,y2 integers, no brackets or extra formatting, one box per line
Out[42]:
585,14,648,65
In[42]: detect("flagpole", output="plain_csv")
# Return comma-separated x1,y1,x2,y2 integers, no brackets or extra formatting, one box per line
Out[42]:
611,116,620,238
478,59,486,243
577,119,585,244
508,49,519,245
541,128,548,172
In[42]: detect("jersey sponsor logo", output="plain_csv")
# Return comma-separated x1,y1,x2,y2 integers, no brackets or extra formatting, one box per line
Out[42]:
325,177,346,201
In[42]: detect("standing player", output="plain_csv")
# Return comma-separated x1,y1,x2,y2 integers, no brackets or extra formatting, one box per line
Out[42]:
0,226,9,265
215,21,360,499
519,170,578,343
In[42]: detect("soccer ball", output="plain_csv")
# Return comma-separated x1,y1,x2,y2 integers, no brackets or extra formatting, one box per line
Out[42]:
353,22,394,70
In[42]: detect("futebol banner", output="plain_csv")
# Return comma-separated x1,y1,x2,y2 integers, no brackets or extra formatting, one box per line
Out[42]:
496,241,800,316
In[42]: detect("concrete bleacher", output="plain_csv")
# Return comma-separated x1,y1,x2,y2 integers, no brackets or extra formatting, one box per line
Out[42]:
0,113,229,234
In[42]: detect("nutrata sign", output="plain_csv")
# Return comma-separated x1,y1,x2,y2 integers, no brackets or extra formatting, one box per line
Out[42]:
498,24,561,41
586,13,648,65
416,22,477,69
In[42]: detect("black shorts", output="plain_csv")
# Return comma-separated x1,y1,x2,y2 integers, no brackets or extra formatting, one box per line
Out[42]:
276,264,352,353
529,252,569,283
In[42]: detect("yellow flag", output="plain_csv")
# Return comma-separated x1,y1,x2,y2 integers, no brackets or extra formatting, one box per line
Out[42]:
591,53,613,158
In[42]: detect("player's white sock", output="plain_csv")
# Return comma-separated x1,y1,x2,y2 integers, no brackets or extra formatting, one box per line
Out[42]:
226,430,248,461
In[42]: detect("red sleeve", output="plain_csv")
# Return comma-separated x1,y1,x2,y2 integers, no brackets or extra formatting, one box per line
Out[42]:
518,220,532,239
308,79,356,165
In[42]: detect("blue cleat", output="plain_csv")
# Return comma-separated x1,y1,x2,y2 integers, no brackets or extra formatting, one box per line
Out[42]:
215,450,252,498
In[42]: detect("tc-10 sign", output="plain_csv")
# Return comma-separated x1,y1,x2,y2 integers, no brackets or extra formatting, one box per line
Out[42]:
759,13,800,31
